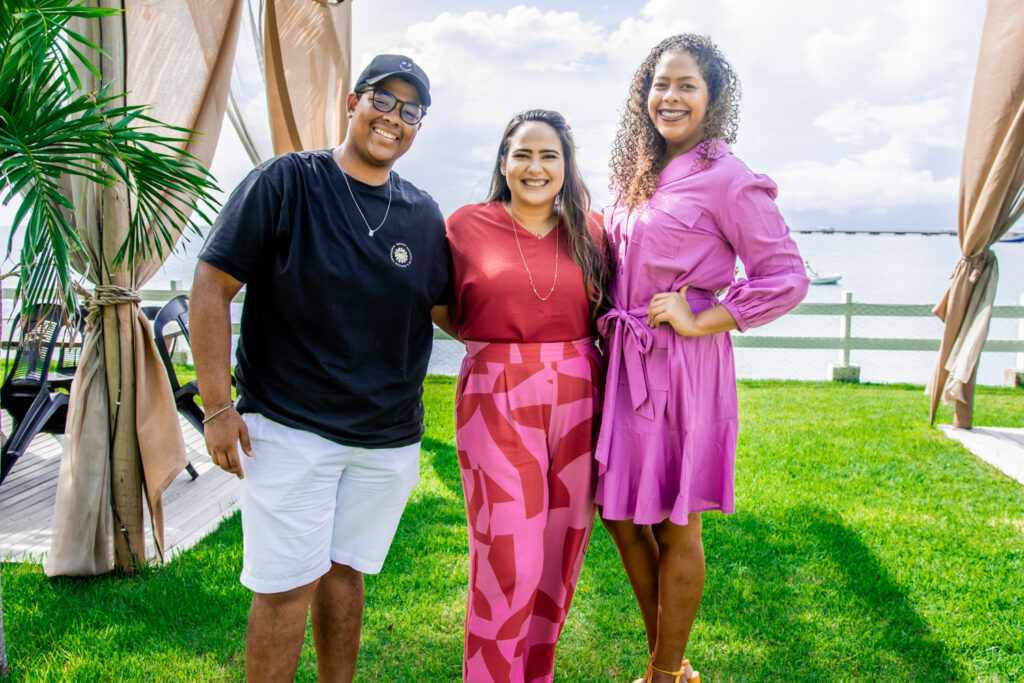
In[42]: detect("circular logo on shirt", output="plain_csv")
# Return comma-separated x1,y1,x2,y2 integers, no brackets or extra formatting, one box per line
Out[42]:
391,242,412,267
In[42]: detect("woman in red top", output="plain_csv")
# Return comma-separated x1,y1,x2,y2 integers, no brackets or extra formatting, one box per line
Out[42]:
438,109,608,682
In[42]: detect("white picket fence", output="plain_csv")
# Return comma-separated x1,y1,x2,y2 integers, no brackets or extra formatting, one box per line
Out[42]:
4,284,1024,384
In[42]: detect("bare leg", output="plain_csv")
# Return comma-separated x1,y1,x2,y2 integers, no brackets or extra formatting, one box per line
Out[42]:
311,562,365,683
246,580,320,682
649,513,704,682
600,515,660,652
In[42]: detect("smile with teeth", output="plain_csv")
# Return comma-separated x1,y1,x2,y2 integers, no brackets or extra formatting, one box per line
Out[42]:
659,110,688,121
372,126,398,141
522,179,548,188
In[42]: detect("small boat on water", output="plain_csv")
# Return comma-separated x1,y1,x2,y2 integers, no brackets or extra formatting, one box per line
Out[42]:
805,260,842,285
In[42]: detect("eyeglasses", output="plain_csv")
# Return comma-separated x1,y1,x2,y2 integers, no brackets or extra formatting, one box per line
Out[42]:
359,88,427,125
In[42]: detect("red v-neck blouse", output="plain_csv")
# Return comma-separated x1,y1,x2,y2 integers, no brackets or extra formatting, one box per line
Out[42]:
447,201,601,343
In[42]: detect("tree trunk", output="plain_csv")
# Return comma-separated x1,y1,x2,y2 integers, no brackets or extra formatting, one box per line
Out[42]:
96,5,145,573
100,186,145,572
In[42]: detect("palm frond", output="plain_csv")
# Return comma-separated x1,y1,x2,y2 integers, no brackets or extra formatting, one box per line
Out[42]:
1,1,118,89
0,0,222,319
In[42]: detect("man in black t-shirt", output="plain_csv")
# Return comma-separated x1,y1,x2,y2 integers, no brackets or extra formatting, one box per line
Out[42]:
191,54,452,682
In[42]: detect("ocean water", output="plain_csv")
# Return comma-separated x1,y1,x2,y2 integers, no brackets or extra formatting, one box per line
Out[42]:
149,230,1024,387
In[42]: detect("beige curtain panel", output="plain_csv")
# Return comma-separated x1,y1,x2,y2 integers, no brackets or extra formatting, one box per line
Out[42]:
228,0,351,163
927,0,1024,429
265,0,351,154
47,0,243,576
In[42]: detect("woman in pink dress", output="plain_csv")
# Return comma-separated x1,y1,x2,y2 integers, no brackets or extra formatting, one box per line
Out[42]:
437,109,609,682
595,35,810,683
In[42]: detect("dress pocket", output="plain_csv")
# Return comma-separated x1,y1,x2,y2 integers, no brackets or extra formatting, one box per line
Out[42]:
637,202,704,259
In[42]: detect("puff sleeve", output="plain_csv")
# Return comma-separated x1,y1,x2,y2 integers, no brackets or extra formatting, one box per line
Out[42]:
717,173,809,332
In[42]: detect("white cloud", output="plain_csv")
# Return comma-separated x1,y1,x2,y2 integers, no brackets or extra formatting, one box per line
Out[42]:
772,141,958,214
778,94,964,217
358,5,626,207
814,97,961,148
137,0,986,229
604,0,697,64
0,0,985,234
397,6,606,84
877,0,978,90
589,0,981,225
799,0,981,97
804,23,876,84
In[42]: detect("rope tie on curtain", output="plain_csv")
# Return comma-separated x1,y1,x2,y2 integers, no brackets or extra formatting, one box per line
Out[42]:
74,283,142,331
949,249,994,284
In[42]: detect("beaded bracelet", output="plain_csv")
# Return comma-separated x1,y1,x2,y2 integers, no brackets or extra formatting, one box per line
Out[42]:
202,403,234,425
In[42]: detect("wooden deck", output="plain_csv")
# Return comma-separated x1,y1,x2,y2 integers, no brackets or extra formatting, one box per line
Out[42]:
0,411,240,565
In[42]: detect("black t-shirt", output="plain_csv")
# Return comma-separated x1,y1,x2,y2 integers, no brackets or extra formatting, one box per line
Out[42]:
199,149,452,448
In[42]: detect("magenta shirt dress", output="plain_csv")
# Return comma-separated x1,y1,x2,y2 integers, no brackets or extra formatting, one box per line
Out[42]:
595,141,810,525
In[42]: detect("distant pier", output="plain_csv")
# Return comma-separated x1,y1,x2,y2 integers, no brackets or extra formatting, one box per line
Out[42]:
794,228,1024,239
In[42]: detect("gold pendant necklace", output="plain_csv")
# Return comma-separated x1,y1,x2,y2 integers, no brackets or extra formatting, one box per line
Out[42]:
508,207,559,302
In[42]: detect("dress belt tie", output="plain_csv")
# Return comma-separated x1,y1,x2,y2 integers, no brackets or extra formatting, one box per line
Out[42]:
598,307,655,419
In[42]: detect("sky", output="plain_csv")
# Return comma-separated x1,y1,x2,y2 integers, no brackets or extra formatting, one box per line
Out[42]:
334,0,989,231
0,0,991,235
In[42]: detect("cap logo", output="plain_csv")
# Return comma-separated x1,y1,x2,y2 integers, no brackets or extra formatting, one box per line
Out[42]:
399,60,413,72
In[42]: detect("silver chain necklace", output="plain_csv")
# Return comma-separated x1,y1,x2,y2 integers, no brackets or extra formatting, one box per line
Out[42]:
341,170,392,237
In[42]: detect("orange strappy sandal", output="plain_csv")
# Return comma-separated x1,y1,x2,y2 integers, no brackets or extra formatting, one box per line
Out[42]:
637,657,701,683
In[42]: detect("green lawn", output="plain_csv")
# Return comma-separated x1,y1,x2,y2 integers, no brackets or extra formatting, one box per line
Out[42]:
2,378,1022,681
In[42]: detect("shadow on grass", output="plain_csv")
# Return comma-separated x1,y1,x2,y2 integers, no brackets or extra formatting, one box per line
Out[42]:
810,511,961,680
421,435,462,497
563,504,962,682
697,505,961,681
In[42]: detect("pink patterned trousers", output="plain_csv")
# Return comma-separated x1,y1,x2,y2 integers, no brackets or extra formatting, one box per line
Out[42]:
455,338,602,683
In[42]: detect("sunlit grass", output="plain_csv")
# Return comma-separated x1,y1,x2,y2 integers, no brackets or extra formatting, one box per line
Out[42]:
2,378,1022,681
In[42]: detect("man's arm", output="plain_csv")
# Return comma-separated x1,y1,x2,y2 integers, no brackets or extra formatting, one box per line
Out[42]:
191,259,250,478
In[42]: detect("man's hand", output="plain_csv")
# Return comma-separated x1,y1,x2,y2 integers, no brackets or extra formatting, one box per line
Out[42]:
204,407,252,479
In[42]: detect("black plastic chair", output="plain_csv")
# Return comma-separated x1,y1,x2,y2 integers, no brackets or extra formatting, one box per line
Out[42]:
151,295,206,430
52,306,86,389
150,295,232,481
1,306,78,485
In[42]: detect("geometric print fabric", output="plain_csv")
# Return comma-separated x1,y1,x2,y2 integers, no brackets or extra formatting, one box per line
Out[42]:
456,339,602,682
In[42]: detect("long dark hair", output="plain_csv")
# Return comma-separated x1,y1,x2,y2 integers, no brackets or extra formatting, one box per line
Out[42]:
609,34,741,209
486,109,609,316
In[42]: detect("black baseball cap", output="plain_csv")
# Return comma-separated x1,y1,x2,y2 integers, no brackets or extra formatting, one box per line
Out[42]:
354,54,431,107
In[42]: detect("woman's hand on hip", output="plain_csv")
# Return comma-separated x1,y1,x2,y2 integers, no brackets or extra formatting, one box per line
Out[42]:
647,285,740,337
647,285,699,336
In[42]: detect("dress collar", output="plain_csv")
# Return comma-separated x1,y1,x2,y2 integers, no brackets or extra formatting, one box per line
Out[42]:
658,139,730,185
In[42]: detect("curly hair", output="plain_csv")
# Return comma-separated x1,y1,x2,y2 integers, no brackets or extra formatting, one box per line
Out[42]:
609,34,741,209
486,109,610,317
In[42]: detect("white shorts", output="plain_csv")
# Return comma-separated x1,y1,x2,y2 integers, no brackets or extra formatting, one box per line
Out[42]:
238,412,420,594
